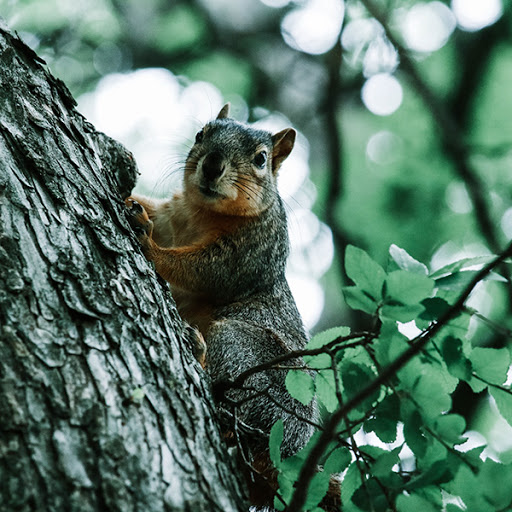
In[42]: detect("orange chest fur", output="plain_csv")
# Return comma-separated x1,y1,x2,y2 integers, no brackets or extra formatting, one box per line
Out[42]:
151,193,250,334
152,193,248,250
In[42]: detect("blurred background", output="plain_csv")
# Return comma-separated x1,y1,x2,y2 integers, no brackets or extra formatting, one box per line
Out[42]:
3,0,512,456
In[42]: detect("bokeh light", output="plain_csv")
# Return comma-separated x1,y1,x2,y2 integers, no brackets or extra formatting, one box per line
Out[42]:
366,131,403,165
361,73,403,116
341,17,382,55
402,1,456,52
451,0,503,31
446,182,473,214
281,0,344,55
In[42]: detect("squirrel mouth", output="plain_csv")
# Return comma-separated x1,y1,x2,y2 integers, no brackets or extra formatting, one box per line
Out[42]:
199,184,222,199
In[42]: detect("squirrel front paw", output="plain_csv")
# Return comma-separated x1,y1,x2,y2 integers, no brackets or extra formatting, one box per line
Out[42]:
125,198,155,259
125,197,154,239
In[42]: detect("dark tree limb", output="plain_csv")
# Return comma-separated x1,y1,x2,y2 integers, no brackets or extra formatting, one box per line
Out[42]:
359,0,503,255
0,24,246,512
323,37,352,285
450,13,510,125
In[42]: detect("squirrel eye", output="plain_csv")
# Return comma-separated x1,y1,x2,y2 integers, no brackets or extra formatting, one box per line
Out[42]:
195,129,204,144
253,151,267,169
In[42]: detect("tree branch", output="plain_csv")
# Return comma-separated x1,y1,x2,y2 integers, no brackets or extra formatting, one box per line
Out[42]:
323,37,352,284
359,0,503,255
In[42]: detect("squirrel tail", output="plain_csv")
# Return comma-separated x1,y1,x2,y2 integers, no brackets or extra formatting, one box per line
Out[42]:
244,453,342,511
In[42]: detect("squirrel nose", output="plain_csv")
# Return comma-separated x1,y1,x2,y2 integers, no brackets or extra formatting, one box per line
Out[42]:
202,151,225,182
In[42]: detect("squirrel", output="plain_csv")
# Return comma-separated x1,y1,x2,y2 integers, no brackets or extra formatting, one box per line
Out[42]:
125,104,322,509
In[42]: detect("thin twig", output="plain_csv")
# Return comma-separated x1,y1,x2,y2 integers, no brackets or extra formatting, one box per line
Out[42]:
223,383,323,431
213,332,369,394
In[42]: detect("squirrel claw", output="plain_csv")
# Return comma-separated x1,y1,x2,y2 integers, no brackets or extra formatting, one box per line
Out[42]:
183,324,207,368
125,198,153,239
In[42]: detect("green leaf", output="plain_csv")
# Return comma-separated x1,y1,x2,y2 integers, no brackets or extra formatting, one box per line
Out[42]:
399,362,452,419
307,326,351,349
467,376,488,393
352,478,389,512
269,419,283,468
324,447,352,475
435,270,506,291
490,386,512,428
371,446,401,479
285,370,315,406
464,445,486,468
341,463,365,512
343,286,378,315
416,486,444,508
439,336,472,381
274,495,286,511
304,472,331,510
316,370,339,413
365,394,400,443
345,245,386,301
470,347,511,385
305,326,351,369
375,321,409,367
480,459,512,509
414,373,452,418
446,465,494,512
419,297,451,321
402,406,428,458
342,362,379,411
429,255,496,279
415,440,448,473
434,414,466,445
380,303,425,322
397,493,439,512
279,431,323,484
389,244,429,275
445,505,465,512
304,353,332,370
342,345,374,367
385,270,435,305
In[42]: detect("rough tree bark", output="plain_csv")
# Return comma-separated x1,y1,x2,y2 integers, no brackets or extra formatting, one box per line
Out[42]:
0,22,247,512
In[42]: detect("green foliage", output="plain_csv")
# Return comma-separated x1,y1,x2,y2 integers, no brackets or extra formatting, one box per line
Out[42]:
182,51,253,98
285,370,315,406
149,5,205,53
274,245,512,511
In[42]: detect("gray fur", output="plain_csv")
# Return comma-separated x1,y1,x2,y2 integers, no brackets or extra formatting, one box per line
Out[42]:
195,118,317,458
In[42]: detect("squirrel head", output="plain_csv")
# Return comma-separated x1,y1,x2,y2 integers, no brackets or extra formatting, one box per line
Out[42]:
184,104,296,216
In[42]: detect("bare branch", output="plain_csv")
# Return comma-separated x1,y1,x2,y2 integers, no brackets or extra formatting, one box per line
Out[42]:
213,332,370,395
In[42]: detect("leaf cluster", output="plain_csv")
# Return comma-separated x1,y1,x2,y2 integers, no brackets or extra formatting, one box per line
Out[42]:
270,244,512,511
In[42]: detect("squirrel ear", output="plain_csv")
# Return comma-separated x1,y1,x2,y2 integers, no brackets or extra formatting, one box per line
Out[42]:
216,103,231,119
271,128,296,174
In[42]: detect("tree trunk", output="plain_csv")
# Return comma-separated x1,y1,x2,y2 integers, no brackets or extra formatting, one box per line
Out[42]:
0,23,247,512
